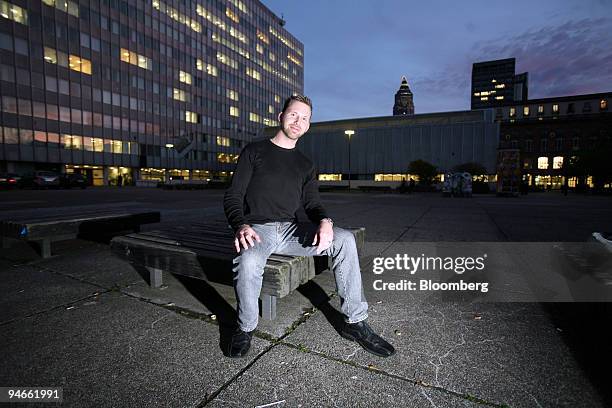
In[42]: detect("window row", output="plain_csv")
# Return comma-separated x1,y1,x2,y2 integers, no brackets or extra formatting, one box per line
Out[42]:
0,126,138,154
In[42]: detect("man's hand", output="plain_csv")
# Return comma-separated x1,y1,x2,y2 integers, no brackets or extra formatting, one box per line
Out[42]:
234,224,261,253
312,219,334,254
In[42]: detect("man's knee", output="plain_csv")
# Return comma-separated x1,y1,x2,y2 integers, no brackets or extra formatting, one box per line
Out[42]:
233,249,267,279
333,227,356,247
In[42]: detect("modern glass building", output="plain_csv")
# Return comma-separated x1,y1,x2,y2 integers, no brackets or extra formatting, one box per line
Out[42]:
471,58,528,110
0,0,303,185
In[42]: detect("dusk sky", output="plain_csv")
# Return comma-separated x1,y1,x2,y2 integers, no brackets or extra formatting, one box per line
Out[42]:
263,0,612,122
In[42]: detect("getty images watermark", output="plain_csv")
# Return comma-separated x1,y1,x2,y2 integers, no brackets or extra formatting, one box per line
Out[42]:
371,253,489,293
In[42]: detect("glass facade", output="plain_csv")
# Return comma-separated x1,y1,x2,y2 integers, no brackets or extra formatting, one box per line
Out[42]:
0,0,303,182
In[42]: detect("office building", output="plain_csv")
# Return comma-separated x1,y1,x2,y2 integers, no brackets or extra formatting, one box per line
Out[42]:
0,0,303,185
471,58,528,109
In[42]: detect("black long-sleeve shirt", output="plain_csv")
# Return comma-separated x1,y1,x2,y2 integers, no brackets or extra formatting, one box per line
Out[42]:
224,139,328,231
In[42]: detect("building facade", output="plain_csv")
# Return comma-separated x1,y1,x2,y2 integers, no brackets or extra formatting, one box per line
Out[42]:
471,58,528,110
263,110,499,188
495,92,611,189
0,0,303,185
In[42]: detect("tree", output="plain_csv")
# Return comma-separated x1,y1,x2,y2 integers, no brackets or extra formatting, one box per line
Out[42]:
566,140,612,192
408,159,437,186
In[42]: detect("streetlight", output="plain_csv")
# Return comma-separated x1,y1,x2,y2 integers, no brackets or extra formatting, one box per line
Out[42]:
344,130,355,189
165,143,174,182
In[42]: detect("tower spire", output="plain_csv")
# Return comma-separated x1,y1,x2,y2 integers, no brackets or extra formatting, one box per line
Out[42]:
393,76,414,115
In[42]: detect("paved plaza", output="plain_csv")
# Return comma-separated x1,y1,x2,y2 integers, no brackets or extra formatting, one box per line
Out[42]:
1,188,612,407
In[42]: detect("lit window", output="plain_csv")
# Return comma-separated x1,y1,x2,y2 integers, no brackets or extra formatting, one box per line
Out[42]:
318,174,342,181
226,7,239,23
256,44,264,54
205,64,217,77
480,97,488,101
287,53,302,67
196,59,203,71
509,107,516,117
281,61,288,70
173,88,186,102
217,153,239,164
256,30,269,44
229,106,239,117
274,95,281,103
537,157,549,169
179,70,192,84
523,106,530,116
538,105,544,114
553,156,564,169
216,136,230,147
155,1,201,32
68,55,92,75
44,47,57,64
226,89,238,101
42,0,78,17
495,96,504,100
1,0,28,24
120,48,151,70
217,52,237,69
495,83,506,89
246,67,261,81
601,99,608,111
269,52,276,62
552,104,559,113
268,105,274,114
473,92,480,97
249,112,261,123
185,111,199,123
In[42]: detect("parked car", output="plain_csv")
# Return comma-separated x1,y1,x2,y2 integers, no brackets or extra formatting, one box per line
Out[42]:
19,171,61,189
60,173,88,189
0,173,21,189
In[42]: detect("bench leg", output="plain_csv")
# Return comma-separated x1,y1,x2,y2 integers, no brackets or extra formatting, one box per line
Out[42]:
35,238,52,258
146,266,163,288
1,236,11,249
261,294,277,320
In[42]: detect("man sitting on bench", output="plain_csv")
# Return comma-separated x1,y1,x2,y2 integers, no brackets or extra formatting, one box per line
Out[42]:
223,94,395,358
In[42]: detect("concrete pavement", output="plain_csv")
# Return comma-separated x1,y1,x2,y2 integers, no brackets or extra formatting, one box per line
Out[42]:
1,188,611,407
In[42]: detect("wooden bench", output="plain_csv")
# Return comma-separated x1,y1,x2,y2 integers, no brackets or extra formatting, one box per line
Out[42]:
110,222,365,320
1,210,160,258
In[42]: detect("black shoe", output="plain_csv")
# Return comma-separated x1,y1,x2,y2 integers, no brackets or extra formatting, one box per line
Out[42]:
340,320,396,357
227,328,253,358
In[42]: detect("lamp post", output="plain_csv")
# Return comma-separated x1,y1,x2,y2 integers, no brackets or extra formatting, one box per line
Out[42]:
165,143,174,182
344,130,355,189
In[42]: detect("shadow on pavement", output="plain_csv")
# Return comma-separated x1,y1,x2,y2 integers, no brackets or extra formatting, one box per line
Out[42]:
542,302,612,406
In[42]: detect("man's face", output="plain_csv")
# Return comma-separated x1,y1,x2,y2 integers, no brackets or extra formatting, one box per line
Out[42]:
279,100,311,141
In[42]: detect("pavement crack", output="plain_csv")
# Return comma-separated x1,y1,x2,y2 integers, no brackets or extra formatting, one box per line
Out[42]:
0,290,109,327
276,340,507,407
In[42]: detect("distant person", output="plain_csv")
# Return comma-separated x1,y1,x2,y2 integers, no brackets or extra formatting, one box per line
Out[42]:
117,174,123,187
223,94,395,359
408,177,415,194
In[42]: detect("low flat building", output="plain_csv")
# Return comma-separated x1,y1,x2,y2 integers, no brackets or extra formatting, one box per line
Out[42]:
263,109,499,189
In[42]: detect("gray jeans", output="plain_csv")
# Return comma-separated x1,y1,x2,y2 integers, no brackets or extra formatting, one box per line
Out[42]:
233,222,369,331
